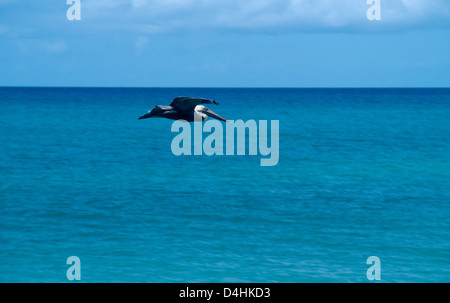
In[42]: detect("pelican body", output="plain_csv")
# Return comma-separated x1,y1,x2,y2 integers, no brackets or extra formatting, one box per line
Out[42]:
138,96,228,122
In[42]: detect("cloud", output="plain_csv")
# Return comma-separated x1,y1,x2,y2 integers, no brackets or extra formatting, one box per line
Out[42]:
134,36,149,54
82,0,450,34
42,40,68,53
16,39,68,54
0,25,8,35
3,0,450,37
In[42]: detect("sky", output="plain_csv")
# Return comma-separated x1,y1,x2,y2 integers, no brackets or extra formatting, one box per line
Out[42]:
0,0,449,87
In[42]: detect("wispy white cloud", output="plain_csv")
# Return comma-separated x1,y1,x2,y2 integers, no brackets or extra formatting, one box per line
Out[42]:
82,0,450,34
43,40,68,53
0,25,8,36
16,39,68,54
134,36,149,54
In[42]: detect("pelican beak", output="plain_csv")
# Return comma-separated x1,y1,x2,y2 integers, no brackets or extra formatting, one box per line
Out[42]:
202,108,229,122
138,112,153,119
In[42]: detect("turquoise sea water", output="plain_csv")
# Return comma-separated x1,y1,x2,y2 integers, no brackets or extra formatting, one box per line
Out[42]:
0,88,449,282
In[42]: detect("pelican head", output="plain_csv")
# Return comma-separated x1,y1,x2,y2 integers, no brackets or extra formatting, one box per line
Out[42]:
194,105,228,122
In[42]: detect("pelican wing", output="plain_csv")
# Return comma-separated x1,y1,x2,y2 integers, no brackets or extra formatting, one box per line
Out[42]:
170,96,219,112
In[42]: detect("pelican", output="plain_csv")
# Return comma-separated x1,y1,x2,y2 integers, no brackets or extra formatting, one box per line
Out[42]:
138,96,229,122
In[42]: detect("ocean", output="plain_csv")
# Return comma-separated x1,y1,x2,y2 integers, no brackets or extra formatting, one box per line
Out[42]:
0,87,449,282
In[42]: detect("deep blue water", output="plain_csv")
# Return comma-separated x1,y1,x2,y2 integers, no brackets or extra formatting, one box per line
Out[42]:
0,87,449,282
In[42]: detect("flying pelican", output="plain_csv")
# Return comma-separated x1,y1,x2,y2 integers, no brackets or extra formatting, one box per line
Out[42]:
138,96,229,122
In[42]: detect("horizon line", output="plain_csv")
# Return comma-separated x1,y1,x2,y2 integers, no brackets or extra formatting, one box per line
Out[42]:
1,86,449,89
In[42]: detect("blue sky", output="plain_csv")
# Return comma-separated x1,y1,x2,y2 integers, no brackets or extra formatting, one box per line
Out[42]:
0,0,449,87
